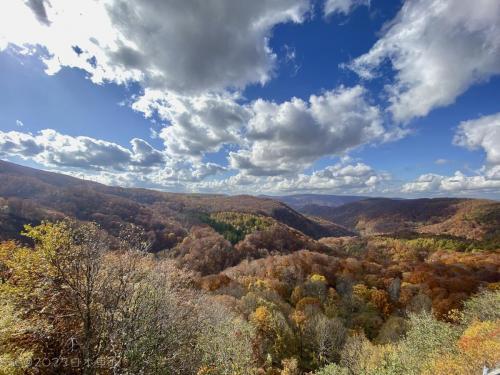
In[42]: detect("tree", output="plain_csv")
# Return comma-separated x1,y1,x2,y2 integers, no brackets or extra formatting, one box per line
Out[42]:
0,300,32,375
302,313,346,367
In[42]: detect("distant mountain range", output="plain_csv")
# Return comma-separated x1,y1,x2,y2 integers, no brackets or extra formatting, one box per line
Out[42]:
1,159,499,250
262,193,368,209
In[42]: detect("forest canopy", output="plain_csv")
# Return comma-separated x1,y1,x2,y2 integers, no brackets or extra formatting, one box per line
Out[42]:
0,220,498,374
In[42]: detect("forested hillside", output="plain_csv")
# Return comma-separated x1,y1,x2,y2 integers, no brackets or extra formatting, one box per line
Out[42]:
301,198,500,246
0,160,338,249
0,160,499,374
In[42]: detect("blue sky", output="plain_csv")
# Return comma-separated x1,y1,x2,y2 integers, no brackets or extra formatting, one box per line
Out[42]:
0,0,499,198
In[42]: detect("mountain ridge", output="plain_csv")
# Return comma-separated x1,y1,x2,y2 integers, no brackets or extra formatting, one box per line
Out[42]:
0,159,343,247
300,197,500,243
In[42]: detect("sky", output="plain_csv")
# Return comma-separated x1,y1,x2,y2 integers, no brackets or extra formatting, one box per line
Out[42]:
0,0,499,198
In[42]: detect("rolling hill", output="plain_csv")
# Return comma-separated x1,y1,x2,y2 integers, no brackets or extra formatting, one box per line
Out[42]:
0,159,343,248
300,197,500,243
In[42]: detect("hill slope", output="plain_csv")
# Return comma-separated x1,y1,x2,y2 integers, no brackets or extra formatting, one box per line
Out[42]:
301,197,500,242
0,160,339,247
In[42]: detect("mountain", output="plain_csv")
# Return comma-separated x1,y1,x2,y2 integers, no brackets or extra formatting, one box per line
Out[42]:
263,193,367,209
0,160,341,248
301,197,500,243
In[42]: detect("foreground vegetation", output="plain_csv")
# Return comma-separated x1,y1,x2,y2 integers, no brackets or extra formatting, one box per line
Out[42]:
0,221,498,374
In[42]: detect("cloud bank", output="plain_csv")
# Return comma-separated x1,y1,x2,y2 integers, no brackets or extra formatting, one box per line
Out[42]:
403,113,500,195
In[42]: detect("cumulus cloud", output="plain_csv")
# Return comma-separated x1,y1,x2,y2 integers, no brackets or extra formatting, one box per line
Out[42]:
133,90,251,159
106,0,310,93
0,129,165,170
349,0,500,122
229,86,398,176
0,129,230,189
198,160,389,194
324,0,369,17
133,86,405,167
130,138,165,166
402,171,500,195
0,131,44,157
1,0,310,94
0,128,392,194
403,113,500,195
453,112,500,165
272,161,389,192
2,0,441,196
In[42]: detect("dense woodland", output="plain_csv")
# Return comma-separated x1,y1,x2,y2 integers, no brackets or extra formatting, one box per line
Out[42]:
0,160,499,374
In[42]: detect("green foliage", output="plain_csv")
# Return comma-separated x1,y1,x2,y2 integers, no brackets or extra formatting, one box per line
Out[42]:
374,234,475,254
461,289,500,324
199,212,274,244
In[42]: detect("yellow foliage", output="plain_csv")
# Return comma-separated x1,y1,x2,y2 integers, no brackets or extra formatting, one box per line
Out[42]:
458,320,500,368
0,301,32,375
253,278,271,290
370,289,391,317
487,282,500,291
0,241,48,301
197,365,216,375
310,274,326,283
425,353,470,375
365,343,397,373
251,306,271,330
352,283,370,300
425,320,500,375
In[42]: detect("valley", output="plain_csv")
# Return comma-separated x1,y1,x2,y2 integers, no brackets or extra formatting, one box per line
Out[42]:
0,159,498,374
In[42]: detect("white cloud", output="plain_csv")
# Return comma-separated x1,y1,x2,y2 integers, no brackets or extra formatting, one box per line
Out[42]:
197,160,389,194
133,90,251,160
1,0,310,94
0,129,228,188
403,113,500,196
454,112,500,165
324,0,369,17
0,129,165,170
0,0,136,83
434,159,449,165
349,0,500,122
0,1,326,163
2,0,454,196
272,161,389,193
402,171,500,195
0,130,43,157
106,0,310,94
132,86,406,168
1,0,414,184
0,129,394,195
15,120,24,127
229,86,400,176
